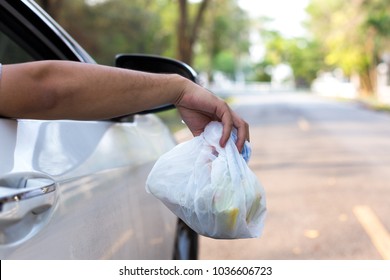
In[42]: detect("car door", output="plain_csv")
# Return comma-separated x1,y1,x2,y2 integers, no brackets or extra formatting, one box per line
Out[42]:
0,0,178,259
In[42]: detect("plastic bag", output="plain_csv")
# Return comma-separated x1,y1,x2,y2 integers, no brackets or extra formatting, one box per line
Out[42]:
146,121,266,239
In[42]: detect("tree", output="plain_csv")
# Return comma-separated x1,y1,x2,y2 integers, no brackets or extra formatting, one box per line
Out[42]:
36,0,251,75
259,31,325,88
194,0,251,81
307,0,390,96
43,0,174,65
177,0,210,65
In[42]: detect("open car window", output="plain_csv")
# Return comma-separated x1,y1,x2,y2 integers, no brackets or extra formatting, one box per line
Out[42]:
0,30,34,64
0,0,95,63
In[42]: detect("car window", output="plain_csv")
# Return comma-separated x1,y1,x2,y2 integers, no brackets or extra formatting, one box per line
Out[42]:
0,30,34,64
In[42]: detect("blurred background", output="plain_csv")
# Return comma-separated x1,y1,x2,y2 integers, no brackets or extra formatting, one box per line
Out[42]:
37,0,390,260
36,0,390,103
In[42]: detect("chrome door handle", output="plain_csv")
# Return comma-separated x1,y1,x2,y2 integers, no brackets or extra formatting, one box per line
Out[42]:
0,172,57,226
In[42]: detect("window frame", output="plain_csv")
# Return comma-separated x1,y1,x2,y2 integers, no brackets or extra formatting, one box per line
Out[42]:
0,0,95,63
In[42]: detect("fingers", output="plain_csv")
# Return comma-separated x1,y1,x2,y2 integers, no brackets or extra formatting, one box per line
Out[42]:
219,115,233,148
177,83,249,152
219,107,249,153
234,118,250,152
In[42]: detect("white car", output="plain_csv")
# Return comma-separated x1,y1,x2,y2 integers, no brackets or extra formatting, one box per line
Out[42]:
0,0,198,259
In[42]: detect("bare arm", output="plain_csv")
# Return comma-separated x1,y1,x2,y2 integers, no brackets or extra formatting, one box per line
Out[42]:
0,60,249,150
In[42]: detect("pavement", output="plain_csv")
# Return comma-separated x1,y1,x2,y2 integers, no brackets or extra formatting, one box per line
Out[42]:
175,92,390,260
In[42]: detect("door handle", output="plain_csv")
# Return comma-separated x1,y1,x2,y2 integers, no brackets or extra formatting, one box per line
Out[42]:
0,172,57,226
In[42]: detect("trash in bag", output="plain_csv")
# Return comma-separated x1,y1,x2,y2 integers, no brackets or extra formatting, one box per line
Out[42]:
146,121,266,239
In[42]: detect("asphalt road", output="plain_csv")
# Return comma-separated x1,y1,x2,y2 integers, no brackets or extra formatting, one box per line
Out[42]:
196,93,390,260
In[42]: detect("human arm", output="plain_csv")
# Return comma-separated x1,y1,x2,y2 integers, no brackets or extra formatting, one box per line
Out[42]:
0,60,249,150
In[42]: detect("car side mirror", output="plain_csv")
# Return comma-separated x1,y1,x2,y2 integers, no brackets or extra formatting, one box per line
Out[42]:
115,54,198,115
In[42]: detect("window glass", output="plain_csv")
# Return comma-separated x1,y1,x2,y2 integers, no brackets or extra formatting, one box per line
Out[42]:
0,31,34,64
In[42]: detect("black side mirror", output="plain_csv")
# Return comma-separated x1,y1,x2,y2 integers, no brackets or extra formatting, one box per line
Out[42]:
115,54,198,114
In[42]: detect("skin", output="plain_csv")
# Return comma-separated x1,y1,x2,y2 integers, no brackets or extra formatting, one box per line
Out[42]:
0,60,249,151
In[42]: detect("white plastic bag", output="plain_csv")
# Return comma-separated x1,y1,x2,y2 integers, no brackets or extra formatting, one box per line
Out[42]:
146,121,266,239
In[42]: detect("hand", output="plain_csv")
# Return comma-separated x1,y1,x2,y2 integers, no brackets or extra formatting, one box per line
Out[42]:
174,80,249,152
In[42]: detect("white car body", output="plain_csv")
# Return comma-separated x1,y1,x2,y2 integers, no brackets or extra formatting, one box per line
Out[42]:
0,115,178,259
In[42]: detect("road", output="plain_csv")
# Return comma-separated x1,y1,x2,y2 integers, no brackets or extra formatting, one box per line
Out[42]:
196,92,390,260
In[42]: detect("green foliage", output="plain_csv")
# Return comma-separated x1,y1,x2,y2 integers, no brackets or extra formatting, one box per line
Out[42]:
35,0,390,95
306,0,390,95
156,109,185,133
194,0,251,81
37,0,251,79
287,39,326,88
259,31,325,87
213,51,236,78
249,61,272,82
55,0,175,65
363,0,390,36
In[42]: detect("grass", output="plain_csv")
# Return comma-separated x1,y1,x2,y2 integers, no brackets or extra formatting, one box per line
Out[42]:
360,98,390,113
156,109,186,133
325,95,390,114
